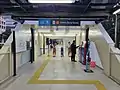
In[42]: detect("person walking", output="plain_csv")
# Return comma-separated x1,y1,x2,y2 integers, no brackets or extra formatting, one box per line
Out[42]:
70,40,79,62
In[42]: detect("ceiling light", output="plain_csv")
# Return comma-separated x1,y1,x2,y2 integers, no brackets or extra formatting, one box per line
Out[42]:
113,8,120,14
113,5,117,8
28,0,74,3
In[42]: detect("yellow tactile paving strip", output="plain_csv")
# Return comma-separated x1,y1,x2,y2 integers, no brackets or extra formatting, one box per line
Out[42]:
28,55,106,90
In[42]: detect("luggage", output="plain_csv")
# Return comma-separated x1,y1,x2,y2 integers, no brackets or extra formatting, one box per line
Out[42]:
90,61,96,68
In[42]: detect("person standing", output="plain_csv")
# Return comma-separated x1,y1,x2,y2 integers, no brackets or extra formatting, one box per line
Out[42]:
68,42,71,57
53,43,56,57
70,40,79,62
61,45,64,57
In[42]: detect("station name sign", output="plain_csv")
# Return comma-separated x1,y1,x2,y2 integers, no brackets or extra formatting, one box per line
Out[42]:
39,19,81,26
52,20,80,26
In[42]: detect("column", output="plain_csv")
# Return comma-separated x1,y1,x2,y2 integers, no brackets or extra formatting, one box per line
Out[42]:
84,26,89,65
30,27,35,63
12,31,16,76
43,35,45,54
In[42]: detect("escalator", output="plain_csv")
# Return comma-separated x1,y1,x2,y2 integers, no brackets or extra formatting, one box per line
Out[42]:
0,28,12,49
0,15,19,49
101,19,115,42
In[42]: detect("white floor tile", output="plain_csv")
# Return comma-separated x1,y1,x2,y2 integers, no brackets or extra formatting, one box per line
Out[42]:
1,49,120,90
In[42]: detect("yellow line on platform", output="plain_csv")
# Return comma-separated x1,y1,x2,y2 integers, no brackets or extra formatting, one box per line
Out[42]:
28,55,51,83
29,80,98,84
28,55,106,90
95,81,106,90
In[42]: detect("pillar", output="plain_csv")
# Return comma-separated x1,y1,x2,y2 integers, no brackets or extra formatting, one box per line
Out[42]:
84,26,89,65
12,31,16,76
30,27,35,63
43,35,45,54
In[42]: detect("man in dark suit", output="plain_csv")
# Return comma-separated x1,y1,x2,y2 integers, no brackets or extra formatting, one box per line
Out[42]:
70,40,79,62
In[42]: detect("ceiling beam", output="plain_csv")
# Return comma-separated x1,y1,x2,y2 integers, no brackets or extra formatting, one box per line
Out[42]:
2,8,110,13
12,15,108,19
0,3,116,7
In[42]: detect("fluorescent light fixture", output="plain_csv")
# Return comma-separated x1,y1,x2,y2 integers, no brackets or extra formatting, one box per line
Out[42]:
113,8,120,14
28,0,74,3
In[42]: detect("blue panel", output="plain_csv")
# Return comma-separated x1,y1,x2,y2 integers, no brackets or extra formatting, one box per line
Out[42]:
38,19,81,26
39,19,51,26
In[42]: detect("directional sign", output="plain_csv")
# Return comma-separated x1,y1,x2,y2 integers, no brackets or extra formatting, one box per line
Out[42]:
38,19,81,26
51,20,80,26
39,19,51,26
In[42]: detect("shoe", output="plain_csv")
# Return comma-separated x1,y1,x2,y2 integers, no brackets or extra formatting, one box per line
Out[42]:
73,60,77,62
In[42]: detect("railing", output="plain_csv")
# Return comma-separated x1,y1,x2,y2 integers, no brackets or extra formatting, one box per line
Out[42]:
0,29,12,49
0,45,12,84
108,44,120,84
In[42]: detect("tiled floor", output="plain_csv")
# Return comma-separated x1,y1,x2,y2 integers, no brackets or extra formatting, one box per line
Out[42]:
0,50,120,90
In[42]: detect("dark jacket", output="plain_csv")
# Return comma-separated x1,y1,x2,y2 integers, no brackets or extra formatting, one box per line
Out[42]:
71,43,78,54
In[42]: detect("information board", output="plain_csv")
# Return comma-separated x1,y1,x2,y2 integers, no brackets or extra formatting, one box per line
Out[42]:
51,20,80,26
39,19,51,26
38,19,81,26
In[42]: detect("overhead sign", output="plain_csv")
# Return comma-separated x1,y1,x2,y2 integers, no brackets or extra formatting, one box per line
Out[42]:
51,20,80,26
38,19,81,26
39,19,51,26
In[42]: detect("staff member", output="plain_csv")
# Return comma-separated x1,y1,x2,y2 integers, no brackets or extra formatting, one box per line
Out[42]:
71,40,79,62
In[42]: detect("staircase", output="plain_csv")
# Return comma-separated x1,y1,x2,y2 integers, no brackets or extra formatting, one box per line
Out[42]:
0,29,12,49
97,22,120,84
0,15,18,49
0,15,22,84
101,20,115,42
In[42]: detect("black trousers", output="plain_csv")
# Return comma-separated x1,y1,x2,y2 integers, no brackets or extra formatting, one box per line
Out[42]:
71,53,75,61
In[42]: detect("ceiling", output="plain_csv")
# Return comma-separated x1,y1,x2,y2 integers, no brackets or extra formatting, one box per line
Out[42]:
0,0,119,21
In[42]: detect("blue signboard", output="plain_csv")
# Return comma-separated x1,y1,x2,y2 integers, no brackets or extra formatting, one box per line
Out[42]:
38,19,80,26
39,19,51,26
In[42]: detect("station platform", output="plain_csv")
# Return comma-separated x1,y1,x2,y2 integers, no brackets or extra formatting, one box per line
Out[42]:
0,52,120,90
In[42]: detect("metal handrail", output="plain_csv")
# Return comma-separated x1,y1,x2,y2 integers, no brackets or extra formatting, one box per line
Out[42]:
110,52,120,55
0,52,10,55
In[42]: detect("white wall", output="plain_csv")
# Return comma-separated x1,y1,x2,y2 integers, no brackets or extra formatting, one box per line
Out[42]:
90,41,103,69
16,31,31,52
15,25,31,69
